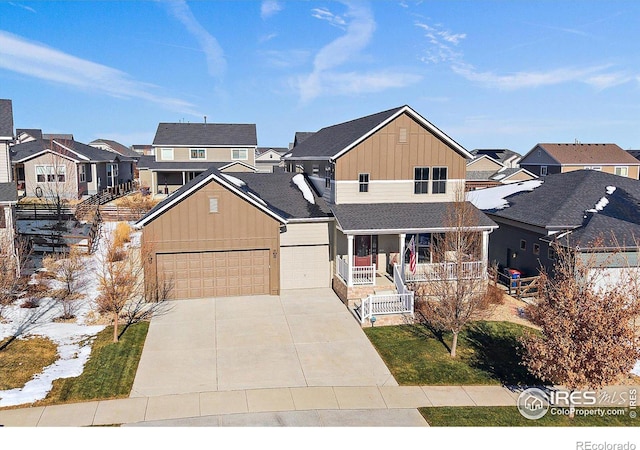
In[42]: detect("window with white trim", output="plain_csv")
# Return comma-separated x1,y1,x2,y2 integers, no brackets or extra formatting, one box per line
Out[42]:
232,148,248,160
161,148,174,161
584,166,602,171
540,166,548,176
615,166,628,177
57,165,66,183
358,173,369,193
414,167,429,194
79,164,86,183
190,148,206,159
432,167,447,194
35,165,55,182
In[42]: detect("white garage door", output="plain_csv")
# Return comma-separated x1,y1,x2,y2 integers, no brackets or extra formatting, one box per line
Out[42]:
157,250,270,300
280,245,330,289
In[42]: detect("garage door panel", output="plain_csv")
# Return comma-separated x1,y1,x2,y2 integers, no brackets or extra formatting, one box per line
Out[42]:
158,250,270,300
280,245,330,290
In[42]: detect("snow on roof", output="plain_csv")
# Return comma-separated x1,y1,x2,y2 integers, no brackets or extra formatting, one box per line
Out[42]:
220,173,245,187
466,179,543,210
586,196,609,213
292,173,315,205
606,185,616,195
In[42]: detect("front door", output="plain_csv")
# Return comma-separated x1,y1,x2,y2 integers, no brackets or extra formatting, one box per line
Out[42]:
354,235,378,267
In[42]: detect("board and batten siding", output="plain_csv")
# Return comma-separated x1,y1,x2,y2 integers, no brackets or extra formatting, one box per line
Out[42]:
334,113,466,182
142,178,281,295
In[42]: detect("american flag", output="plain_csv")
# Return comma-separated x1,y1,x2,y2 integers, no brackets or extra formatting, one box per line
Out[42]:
408,235,417,274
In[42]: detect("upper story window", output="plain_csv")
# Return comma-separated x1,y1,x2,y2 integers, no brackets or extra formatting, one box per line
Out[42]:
359,173,369,193
414,167,429,194
232,148,248,160
325,166,331,189
540,165,548,176
35,165,58,183
615,166,628,177
190,148,206,160
432,167,447,194
161,148,174,161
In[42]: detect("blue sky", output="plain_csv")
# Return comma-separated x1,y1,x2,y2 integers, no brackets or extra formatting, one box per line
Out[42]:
1,0,639,155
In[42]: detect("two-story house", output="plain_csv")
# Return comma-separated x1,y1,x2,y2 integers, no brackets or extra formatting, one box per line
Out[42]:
10,131,135,199
138,122,258,196
520,143,640,179
466,149,536,191
0,100,18,255
283,105,497,315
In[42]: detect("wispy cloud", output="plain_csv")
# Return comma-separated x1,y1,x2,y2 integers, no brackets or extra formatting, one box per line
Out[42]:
452,63,633,90
261,0,283,19
415,21,466,64
294,1,421,101
0,31,199,115
8,2,36,13
160,0,226,77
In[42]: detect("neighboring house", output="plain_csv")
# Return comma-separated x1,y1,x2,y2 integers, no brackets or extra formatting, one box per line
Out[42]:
468,170,640,279
10,135,135,198
520,143,640,179
134,168,332,299
466,149,536,190
284,105,497,311
0,100,17,255
132,144,154,156
139,122,259,196
89,138,141,160
255,147,288,173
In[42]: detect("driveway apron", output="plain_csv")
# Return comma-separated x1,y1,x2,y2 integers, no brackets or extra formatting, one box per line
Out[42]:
130,288,397,397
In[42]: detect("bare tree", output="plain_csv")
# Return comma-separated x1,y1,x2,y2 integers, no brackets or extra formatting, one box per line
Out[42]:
0,235,32,319
521,239,640,405
411,189,497,357
42,247,86,319
96,232,172,342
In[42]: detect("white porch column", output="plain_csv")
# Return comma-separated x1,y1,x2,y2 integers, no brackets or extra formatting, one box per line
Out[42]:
347,234,354,287
182,171,186,185
399,233,406,281
482,230,489,272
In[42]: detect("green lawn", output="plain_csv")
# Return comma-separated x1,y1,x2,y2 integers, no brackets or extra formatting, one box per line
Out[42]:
32,322,149,406
420,406,638,426
364,320,542,386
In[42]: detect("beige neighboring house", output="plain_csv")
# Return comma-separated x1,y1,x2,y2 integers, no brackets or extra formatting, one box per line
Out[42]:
520,143,640,179
466,149,537,191
255,147,287,173
0,99,17,258
138,122,259,197
11,134,135,199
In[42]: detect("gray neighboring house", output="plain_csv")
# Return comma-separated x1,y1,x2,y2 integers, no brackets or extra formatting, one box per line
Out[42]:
11,133,135,199
0,100,18,257
139,122,259,196
469,170,640,278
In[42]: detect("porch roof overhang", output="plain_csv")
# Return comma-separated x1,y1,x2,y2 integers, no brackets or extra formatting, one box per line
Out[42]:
330,202,498,235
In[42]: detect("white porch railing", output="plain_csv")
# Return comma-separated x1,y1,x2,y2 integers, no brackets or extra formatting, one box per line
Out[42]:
393,263,411,296
404,261,485,282
336,256,376,286
360,292,414,324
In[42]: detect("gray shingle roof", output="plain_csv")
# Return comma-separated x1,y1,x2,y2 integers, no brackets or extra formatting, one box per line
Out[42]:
471,149,521,165
0,99,13,138
10,139,131,163
153,123,257,146
90,139,141,158
137,168,331,227
330,202,497,233
0,182,17,203
489,170,640,231
285,107,404,159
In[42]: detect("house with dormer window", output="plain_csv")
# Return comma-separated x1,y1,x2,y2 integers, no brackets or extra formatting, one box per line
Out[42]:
284,105,497,321
138,122,259,196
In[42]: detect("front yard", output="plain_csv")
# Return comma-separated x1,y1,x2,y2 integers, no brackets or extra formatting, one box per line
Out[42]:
364,320,543,386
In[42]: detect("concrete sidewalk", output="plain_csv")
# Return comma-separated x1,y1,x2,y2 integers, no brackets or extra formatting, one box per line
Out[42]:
0,385,520,427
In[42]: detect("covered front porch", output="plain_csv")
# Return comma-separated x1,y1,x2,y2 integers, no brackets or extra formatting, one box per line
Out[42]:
329,202,497,325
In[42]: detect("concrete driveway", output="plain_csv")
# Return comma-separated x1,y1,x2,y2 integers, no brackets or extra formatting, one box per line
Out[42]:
130,288,397,397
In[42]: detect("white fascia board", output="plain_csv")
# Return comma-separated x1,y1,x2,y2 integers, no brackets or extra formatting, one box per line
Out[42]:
13,149,82,164
51,140,91,161
331,105,473,161
136,172,287,228
336,225,498,235
287,217,334,223
467,154,504,168
285,156,331,161
218,161,257,171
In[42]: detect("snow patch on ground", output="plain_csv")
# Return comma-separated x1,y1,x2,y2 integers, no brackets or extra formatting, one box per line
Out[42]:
0,222,121,407
292,174,315,204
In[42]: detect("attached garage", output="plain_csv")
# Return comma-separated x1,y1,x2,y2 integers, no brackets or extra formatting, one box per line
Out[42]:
158,250,270,299
279,222,331,290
